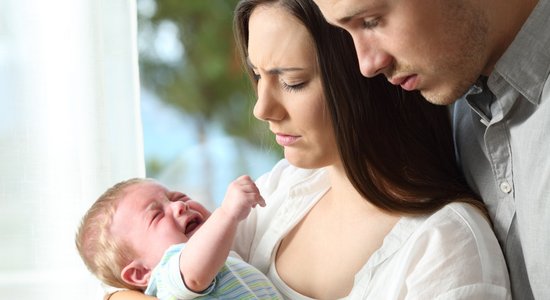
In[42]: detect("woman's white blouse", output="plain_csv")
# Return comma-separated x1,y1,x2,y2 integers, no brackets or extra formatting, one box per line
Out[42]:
233,159,511,299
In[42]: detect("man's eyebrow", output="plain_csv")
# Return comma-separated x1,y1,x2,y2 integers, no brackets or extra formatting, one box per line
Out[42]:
246,58,304,74
335,0,386,25
337,8,366,25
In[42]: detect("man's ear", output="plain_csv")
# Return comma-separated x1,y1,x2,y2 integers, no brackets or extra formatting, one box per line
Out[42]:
121,260,152,288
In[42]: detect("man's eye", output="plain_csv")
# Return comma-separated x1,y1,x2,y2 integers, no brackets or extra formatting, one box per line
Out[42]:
362,18,380,29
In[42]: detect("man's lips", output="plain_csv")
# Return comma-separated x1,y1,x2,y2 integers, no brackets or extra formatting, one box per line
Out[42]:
390,75,418,91
275,134,300,146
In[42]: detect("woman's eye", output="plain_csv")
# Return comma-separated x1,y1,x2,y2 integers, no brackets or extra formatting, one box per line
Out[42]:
362,18,380,29
281,81,307,92
253,73,261,81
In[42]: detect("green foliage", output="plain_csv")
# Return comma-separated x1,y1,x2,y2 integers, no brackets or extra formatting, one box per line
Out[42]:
138,0,279,151
145,157,165,178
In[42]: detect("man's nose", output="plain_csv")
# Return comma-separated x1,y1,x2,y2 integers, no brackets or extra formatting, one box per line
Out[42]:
353,35,392,78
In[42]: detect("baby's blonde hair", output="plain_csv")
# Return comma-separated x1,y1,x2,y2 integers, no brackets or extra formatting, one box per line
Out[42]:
75,178,149,290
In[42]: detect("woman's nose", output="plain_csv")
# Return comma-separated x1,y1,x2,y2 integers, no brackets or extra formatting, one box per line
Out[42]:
253,81,285,122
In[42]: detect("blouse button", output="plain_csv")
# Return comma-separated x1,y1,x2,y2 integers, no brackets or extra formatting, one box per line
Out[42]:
499,181,512,194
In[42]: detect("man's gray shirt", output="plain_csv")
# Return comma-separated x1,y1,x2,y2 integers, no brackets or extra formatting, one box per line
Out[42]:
452,1,550,299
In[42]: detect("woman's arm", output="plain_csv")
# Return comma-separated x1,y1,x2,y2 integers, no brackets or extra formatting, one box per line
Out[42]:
106,290,157,300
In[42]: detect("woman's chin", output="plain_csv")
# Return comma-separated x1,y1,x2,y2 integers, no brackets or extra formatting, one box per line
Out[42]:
285,154,325,170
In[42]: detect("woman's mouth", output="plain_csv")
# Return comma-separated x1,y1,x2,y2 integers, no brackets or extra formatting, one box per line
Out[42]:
275,134,300,146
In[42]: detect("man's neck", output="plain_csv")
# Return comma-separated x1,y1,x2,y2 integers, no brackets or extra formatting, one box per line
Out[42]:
482,0,539,75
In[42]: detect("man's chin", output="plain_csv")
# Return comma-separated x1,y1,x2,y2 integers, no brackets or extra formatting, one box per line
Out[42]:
420,89,463,106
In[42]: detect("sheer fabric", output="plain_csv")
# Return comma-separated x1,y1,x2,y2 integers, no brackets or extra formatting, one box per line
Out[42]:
0,0,143,298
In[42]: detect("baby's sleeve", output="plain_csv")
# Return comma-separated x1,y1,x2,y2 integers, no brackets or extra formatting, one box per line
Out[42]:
145,244,216,299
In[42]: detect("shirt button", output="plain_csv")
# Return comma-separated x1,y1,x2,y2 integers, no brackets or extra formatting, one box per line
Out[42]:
500,182,512,194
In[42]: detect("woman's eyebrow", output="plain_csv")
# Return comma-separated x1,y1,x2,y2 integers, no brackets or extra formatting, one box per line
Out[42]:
267,67,304,75
246,58,305,74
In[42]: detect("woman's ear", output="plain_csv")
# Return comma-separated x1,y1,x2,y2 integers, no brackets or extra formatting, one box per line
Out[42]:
121,260,152,288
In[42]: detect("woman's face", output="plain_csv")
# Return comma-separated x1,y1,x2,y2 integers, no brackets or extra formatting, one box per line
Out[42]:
247,4,339,169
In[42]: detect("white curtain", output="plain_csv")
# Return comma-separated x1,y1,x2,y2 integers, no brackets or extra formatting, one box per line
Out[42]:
0,0,144,299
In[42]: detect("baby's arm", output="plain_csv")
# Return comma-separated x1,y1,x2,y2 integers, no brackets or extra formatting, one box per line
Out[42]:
179,175,265,292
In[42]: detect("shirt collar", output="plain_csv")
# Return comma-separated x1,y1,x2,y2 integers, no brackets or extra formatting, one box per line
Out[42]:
492,0,550,105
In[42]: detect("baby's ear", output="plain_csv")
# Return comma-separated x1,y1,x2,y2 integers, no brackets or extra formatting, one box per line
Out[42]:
121,260,152,288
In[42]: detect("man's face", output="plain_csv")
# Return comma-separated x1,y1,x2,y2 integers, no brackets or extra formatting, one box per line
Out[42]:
314,0,490,105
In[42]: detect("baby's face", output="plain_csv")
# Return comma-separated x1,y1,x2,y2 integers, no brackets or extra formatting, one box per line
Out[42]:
110,181,211,268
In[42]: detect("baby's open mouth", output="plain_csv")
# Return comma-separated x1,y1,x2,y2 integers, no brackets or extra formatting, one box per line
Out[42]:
184,216,202,234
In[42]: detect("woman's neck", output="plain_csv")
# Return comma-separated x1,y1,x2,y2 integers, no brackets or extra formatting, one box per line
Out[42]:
325,163,386,214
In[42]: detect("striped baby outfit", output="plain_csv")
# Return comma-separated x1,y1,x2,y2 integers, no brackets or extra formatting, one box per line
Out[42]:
145,243,282,299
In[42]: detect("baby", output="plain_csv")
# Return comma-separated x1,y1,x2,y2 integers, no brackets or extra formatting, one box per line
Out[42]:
76,176,281,299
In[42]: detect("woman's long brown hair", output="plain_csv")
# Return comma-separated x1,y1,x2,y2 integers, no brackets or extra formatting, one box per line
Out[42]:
234,0,485,215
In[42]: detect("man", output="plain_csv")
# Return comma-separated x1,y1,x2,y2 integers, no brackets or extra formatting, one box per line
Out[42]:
313,0,549,299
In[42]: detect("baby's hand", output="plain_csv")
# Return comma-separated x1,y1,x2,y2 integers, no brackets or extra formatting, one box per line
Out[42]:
221,175,265,221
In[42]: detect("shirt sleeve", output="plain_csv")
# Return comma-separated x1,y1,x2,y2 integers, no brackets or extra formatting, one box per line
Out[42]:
145,244,216,299
403,205,511,300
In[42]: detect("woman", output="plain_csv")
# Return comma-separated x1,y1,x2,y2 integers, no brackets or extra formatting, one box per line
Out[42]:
110,0,510,299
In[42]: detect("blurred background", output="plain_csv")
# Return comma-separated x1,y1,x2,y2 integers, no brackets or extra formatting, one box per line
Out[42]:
137,0,280,210
0,0,280,298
